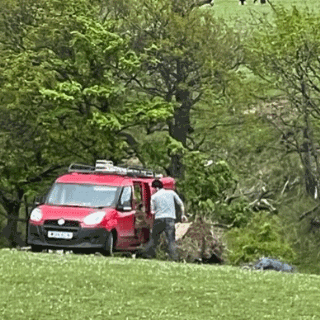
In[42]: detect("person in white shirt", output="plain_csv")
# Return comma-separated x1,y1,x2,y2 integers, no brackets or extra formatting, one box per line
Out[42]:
142,179,186,261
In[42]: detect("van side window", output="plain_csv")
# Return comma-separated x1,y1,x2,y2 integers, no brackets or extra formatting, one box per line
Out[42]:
119,186,132,207
134,184,141,202
134,184,143,210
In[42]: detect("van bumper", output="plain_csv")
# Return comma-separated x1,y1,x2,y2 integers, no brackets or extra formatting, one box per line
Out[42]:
27,224,109,249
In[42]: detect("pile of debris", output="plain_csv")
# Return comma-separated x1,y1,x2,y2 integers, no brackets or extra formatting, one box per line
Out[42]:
242,257,295,272
159,216,225,263
253,257,295,272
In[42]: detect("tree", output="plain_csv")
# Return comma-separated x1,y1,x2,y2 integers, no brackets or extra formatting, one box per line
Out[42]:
104,0,244,177
245,5,320,199
0,0,68,246
0,0,174,246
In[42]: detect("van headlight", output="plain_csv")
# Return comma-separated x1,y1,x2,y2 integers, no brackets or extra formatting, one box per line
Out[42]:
83,211,105,225
30,208,42,222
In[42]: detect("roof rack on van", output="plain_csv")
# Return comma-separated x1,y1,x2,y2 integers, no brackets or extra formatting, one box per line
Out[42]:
68,160,163,178
68,163,95,173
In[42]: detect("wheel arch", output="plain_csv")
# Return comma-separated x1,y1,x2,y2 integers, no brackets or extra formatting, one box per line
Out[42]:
111,228,118,248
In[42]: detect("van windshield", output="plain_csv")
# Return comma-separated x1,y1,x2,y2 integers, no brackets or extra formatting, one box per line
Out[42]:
46,183,120,208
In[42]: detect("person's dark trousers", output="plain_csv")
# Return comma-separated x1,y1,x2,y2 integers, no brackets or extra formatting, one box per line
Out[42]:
143,218,178,261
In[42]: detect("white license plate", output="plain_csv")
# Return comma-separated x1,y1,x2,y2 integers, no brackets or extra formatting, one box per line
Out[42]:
47,231,73,239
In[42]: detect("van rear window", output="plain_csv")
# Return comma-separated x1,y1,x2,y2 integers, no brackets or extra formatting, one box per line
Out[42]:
46,183,120,208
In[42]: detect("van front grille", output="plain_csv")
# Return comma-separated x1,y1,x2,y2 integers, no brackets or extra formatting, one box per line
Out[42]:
44,220,80,232
44,219,80,228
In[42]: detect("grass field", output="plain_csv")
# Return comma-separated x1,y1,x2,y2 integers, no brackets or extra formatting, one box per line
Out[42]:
208,0,320,21
1,249,320,320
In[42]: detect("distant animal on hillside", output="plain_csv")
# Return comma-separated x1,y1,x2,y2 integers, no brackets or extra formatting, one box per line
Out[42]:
253,0,267,3
239,0,246,5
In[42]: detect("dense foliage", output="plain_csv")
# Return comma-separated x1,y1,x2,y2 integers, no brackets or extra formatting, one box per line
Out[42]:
226,212,296,265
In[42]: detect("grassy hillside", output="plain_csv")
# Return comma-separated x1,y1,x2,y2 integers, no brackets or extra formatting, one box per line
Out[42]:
207,0,320,20
1,249,320,320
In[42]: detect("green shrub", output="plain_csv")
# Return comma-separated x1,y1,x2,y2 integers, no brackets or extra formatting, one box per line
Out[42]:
215,199,254,228
178,152,237,216
225,211,296,265
277,195,320,274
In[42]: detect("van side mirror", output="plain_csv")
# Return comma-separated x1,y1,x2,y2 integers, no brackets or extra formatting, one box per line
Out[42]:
117,205,132,211
34,195,46,206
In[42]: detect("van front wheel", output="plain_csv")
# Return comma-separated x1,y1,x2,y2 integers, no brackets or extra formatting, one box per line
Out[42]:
103,232,114,256
31,245,42,252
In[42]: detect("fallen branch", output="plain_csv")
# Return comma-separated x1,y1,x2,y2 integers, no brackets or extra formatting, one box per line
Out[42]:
299,204,320,221
280,179,290,196
212,222,234,229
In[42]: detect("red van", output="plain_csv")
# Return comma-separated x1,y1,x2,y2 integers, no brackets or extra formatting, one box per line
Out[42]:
27,160,175,254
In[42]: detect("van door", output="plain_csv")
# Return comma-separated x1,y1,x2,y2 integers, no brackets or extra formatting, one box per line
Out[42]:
134,181,151,243
116,186,136,246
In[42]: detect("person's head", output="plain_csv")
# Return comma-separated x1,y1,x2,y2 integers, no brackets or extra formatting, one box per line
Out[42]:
152,179,163,189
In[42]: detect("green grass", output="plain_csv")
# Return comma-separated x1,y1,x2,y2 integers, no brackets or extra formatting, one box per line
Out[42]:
208,0,320,21
1,250,320,320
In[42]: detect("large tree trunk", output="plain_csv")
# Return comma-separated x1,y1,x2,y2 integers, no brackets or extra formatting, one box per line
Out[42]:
300,110,320,199
168,89,193,178
301,140,318,198
298,82,320,199
0,188,25,247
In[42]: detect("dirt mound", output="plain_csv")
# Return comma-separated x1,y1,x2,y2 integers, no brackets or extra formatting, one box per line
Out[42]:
159,216,225,263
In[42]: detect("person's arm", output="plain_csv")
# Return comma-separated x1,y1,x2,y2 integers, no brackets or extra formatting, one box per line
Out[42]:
174,192,187,222
151,196,156,215
145,196,156,228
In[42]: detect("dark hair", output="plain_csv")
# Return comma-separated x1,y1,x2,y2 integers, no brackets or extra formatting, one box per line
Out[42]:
152,179,163,189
